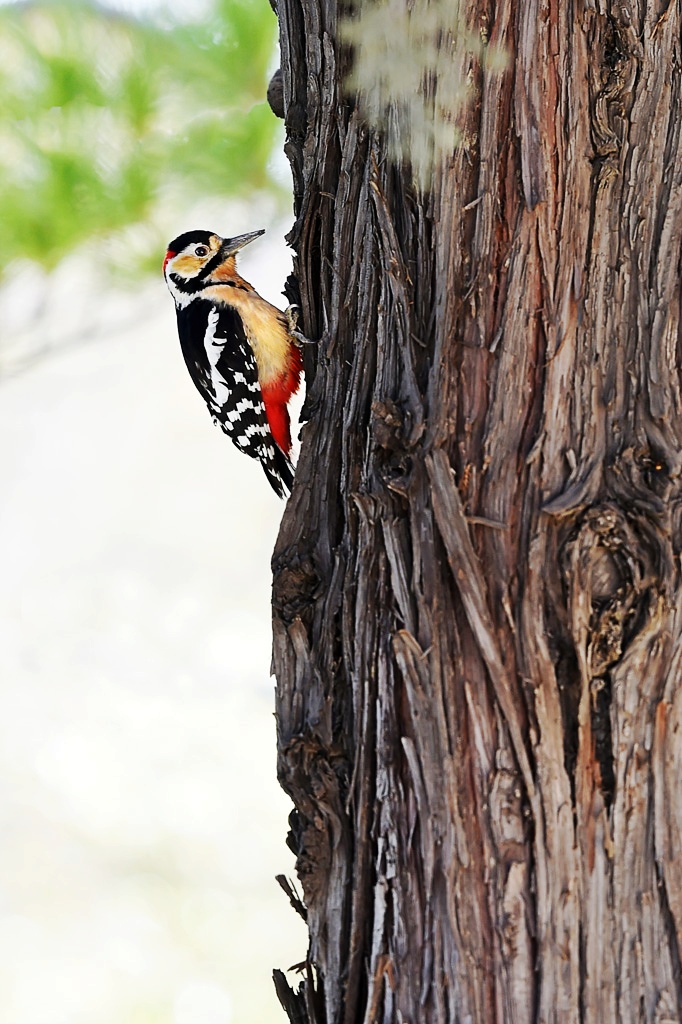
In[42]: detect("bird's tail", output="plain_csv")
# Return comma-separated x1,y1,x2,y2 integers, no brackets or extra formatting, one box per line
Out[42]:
262,441,295,499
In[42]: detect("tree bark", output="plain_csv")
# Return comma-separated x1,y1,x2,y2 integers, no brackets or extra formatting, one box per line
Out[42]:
271,1,682,1022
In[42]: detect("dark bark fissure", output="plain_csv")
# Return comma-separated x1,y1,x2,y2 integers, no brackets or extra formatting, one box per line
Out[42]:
656,853,682,1012
268,0,682,1021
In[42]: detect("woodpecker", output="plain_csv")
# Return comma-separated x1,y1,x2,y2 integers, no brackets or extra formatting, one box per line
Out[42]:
163,228,303,498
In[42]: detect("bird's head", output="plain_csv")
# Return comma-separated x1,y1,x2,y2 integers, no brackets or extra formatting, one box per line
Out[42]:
163,228,265,305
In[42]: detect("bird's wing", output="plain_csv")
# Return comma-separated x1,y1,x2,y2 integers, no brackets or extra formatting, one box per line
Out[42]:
205,305,294,497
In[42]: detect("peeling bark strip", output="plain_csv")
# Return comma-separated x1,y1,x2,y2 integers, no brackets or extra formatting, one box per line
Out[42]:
272,1,682,1022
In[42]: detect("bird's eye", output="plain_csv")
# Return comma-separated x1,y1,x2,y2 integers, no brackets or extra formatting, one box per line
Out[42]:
195,245,209,257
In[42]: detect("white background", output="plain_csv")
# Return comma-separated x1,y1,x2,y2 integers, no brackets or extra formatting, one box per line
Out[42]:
0,222,307,1023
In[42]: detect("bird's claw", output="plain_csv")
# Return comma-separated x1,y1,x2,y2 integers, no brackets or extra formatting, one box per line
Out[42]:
285,304,316,346
291,329,316,346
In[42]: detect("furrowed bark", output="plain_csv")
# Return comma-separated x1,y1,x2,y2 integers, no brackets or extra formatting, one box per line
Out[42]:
271,1,682,1021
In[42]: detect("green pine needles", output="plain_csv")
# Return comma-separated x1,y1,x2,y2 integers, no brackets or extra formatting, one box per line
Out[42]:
0,0,278,276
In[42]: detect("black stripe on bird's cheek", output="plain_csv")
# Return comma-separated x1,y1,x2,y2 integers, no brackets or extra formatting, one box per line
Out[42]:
195,248,229,282
170,271,207,294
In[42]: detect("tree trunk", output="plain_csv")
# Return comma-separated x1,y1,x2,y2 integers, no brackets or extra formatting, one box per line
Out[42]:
271,1,682,1021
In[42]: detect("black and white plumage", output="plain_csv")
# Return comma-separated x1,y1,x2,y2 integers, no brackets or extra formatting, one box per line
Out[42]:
175,299,294,497
163,229,302,499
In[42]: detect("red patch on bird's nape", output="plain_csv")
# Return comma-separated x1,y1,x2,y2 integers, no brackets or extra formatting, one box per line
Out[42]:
163,249,176,273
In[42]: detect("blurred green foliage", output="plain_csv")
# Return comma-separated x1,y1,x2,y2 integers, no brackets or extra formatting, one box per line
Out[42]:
0,0,279,275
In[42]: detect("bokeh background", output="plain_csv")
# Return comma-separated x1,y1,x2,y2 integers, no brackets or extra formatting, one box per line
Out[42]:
0,1,307,1021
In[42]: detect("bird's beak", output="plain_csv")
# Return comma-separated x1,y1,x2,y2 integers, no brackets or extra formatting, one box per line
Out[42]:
220,229,265,257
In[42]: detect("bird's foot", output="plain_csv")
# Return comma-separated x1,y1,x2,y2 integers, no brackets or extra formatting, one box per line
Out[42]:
285,304,316,346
